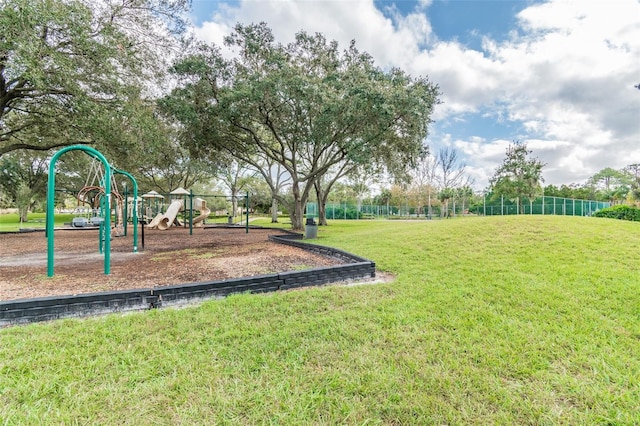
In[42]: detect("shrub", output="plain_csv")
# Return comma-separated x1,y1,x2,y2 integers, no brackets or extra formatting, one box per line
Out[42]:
594,205,640,222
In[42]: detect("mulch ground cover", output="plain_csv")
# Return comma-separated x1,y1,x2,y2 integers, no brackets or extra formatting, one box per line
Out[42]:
0,226,344,301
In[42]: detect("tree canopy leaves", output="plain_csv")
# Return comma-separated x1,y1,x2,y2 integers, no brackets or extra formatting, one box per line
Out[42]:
0,0,189,156
163,23,439,229
490,141,545,210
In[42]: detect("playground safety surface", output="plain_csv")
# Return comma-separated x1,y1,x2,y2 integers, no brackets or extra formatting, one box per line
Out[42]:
0,227,345,301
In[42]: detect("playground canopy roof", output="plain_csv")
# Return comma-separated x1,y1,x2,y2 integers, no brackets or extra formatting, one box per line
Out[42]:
142,190,164,199
170,187,190,196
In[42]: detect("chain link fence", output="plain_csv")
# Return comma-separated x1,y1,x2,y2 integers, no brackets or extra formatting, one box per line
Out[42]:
307,195,610,220
307,202,445,220
480,195,610,216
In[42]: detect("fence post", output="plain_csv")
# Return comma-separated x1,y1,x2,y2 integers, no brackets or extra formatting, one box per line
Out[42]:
483,192,486,216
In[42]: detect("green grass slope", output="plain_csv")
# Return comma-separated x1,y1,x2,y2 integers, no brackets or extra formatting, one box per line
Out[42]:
1,216,639,424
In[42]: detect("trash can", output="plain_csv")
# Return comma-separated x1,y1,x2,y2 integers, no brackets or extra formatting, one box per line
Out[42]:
305,217,318,239
228,216,234,225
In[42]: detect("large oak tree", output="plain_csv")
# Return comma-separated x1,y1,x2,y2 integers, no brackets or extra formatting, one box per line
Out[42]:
164,23,439,230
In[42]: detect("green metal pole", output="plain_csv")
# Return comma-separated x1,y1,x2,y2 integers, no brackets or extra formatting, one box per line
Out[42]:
189,190,193,236
131,182,138,252
99,211,104,254
245,192,249,233
113,169,138,252
123,185,128,237
99,190,107,255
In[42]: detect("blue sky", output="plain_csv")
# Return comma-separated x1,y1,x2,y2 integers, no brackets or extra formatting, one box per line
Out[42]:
187,0,640,189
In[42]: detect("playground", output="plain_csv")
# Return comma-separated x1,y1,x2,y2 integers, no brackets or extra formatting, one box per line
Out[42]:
0,226,344,301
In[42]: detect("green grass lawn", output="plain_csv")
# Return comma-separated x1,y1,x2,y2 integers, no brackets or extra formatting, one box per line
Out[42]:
1,216,639,424
0,212,75,232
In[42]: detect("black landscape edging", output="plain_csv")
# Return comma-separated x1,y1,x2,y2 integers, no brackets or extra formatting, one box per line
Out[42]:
0,230,375,327
268,234,372,263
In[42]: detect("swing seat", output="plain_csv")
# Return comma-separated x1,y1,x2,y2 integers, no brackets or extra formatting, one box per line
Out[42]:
72,217,89,228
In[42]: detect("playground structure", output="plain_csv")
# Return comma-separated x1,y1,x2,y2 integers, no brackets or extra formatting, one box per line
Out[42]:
144,187,212,231
47,149,250,277
142,190,249,233
148,199,182,230
192,198,211,226
146,198,211,230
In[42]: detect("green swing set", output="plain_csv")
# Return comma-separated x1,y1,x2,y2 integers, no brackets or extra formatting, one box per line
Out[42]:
46,145,138,277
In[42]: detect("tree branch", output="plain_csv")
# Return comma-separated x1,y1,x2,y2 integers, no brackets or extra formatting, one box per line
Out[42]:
0,140,94,156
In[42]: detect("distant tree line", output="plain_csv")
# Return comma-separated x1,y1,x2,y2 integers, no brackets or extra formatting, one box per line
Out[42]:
484,141,639,213
544,164,640,205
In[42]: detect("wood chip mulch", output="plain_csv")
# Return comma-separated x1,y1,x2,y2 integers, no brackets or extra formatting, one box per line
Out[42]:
0,226,345,301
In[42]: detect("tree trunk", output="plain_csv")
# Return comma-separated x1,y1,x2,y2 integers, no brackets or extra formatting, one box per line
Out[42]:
19,206,29,223
291,201,303,230
286,178,316,231
518,197,523,215
231,192,238,217
271,197,279,223
317,201,327,226
290,182,304,231
313,179,328,226
16,183,31,223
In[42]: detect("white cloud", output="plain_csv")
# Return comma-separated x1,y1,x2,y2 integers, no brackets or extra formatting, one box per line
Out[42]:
493,0,639,184
192,0,424,68
424,0,640,186
450,137,510,188
190,0,640,189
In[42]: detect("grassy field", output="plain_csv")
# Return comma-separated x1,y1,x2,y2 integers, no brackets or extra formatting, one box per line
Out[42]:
0,212,75,232
1,216,639,424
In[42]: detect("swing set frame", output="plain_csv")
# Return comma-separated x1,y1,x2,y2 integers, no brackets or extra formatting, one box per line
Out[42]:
46,145,138,277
